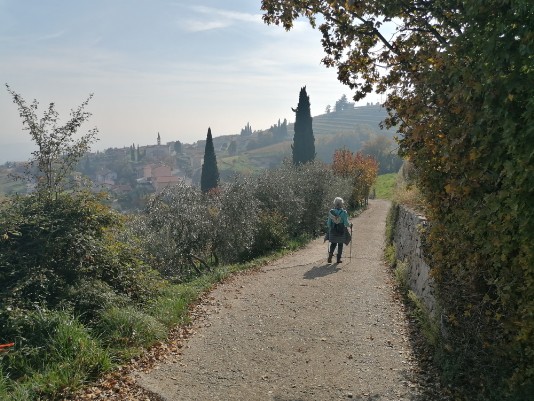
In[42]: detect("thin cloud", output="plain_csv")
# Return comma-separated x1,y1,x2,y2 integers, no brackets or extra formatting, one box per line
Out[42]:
37,30,66,41
191,5,262,24
179,5,262,32
182,20,230,32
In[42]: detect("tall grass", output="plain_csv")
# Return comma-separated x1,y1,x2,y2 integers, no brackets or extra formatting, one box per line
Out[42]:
0,311,112,400
394,182,426,212
96,306,167,351
373,173,397,200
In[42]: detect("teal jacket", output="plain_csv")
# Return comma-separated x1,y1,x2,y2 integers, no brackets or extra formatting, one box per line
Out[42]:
327,207,350,229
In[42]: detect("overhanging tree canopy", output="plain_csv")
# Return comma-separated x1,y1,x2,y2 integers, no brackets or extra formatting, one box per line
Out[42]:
262,0,533,398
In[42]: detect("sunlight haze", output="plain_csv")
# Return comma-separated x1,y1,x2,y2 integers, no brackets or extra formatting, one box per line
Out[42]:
0,0,380,163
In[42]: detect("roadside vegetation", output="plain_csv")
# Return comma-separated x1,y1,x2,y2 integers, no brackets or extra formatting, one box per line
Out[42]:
0,87,379,401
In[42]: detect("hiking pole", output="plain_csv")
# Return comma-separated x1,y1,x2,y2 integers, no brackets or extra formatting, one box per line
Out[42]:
324,231,329,261
350,223,353,261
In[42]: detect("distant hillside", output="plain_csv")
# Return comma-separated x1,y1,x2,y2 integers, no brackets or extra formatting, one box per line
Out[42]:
301,104,391,137
0,105,395,192
215,104,394,177
0,143,36,165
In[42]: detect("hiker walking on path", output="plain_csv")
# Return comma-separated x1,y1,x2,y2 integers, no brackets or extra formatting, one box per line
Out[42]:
326,197,352,263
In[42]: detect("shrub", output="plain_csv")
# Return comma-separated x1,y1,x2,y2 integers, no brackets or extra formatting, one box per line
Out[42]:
0,192,159,314
133,182,212,279
247,211,290,258
0,86,167,400
253,161,351,238
135,163,353,276
65,279,131,324
206,177,260,264
5,85,97,201
254,163,305,234
294,161,331,234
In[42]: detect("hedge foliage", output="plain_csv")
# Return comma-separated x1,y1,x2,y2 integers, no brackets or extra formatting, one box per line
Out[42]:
133,160,352,280
398,4,534,398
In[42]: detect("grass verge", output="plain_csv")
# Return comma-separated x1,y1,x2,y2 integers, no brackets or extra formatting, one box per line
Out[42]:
373,173,397,200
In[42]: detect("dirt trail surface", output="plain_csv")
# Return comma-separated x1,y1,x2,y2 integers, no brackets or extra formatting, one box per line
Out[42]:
136,199,427,400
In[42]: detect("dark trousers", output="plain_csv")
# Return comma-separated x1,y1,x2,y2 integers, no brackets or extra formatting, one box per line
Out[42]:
329,242,343,258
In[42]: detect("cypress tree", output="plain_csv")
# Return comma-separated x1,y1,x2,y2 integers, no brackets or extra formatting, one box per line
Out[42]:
200,127,219,192
281,118,288,138
174,140,182,154
292,86,315,165
240,122,253,136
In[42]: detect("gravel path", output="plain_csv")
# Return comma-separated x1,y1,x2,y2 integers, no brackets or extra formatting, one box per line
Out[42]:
136,199,426,400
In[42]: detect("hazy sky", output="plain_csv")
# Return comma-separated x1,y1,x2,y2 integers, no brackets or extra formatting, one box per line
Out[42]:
0,0,380,162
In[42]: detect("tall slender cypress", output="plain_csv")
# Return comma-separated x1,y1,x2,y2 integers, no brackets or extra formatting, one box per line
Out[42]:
200,127,219,192
292,86,315,165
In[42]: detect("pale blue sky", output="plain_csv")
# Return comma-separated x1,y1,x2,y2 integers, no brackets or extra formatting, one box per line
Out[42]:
0,0,379,162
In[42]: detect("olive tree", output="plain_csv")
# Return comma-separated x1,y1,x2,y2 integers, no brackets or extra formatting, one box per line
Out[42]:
207,178,260,264
134,182,211,279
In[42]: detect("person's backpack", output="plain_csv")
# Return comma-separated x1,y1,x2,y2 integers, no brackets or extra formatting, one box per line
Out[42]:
330,209,345,235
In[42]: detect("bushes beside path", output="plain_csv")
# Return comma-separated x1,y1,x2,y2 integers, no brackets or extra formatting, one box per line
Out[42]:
0,161,355,400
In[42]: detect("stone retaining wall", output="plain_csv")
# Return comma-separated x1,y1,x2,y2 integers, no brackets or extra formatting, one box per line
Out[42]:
392,205,436,315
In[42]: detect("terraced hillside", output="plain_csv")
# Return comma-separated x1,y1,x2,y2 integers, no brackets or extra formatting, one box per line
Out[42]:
308,104,390,137
214,104,394,178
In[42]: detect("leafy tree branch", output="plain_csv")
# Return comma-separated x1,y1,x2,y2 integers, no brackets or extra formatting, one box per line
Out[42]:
6,85,98,200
